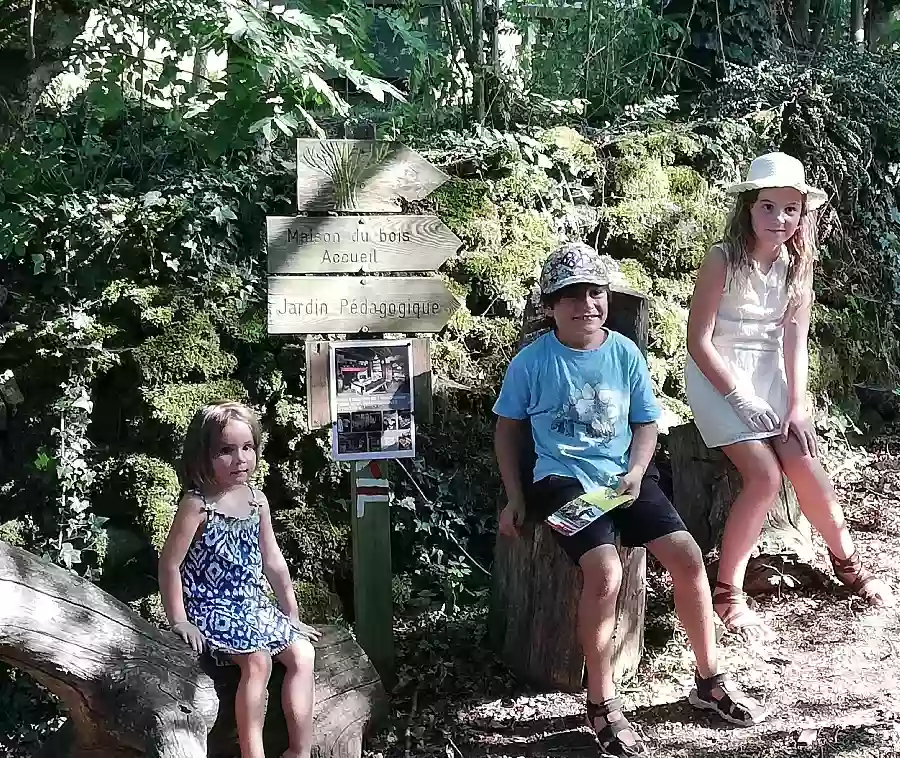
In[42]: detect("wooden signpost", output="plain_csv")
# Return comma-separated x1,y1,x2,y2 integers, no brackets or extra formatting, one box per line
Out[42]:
267,138,459,688
267,276,460,334
295,139,450,212
266,215,462,274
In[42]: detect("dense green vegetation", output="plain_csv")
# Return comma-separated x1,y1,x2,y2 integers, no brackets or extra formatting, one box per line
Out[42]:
1,0,900,752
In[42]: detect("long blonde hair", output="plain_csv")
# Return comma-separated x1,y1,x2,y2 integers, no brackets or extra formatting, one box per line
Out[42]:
181,401,261,491
721,189,818,307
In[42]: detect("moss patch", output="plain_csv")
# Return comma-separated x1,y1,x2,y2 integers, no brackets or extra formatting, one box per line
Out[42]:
293,580,343,623
105,454,181,554
429,179,501,251
0,520,25,547
133,313,237,385
143,378,249,442
457,204,558,312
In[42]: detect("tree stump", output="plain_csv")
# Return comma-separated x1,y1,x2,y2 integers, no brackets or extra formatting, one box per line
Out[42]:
0,541,387,758
488,283,649,691
668,422,815,593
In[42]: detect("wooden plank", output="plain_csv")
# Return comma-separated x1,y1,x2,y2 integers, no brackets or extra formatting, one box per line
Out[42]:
411,337,433,424
296,139,449,212
266,215,462,275
267,276,460,335
305,340,331,429
350,460,395,688
305,338,434,428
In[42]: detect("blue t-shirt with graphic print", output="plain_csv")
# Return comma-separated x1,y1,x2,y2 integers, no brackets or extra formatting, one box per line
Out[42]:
493,329,661,493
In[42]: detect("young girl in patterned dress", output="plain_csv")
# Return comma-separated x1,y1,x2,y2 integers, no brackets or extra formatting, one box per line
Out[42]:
685,152,894,641
159,401,319,758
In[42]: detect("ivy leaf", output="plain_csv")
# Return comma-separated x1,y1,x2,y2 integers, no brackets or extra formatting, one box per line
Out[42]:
143,190,164,208
211,205,238,225
72,391,93,413
60,542,82,568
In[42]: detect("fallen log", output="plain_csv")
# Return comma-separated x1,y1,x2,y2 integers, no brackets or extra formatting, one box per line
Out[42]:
0,541,386,758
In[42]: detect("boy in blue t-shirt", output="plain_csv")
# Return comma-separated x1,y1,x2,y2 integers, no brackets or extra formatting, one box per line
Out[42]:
493,243,766,755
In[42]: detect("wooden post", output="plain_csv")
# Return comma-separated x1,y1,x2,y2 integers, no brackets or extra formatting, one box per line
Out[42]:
350,460,396,689
488,283,650,691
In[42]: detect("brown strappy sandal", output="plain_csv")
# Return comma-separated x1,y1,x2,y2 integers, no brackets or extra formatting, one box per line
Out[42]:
829,549,895,607
712,581,775,641
586,697,648,756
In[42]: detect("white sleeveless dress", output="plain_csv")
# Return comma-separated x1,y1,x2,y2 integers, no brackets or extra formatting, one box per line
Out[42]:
685,246,791,449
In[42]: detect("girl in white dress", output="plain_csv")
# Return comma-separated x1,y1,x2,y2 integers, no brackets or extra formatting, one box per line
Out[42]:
685,152,894,639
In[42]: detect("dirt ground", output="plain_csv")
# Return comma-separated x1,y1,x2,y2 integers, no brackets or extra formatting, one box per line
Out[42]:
366,426,900,758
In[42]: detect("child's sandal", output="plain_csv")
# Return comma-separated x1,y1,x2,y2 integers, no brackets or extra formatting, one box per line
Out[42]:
689,672,767,726
712,581,775,641
829,549,895,607
586,697,648,756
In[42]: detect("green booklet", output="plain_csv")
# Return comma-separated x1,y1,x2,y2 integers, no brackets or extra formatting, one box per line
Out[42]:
545,486,636,536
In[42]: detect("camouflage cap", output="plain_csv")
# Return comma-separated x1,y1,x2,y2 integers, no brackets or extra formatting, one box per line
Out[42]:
539,242,610,296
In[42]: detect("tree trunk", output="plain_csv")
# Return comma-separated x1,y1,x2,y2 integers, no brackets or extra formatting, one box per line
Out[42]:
489,525,645,691
488,282,650,691
471,0,485,122
0,542,386,758
850,0,866,47
0,1,92,142
791,0,811,43
668,422,815,593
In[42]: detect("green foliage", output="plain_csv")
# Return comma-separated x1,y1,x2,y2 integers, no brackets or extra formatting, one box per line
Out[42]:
508,0,687,118
133,313,238,385
61,0,404,156
0,521,25,548
106,454,181,554
143,379,250,442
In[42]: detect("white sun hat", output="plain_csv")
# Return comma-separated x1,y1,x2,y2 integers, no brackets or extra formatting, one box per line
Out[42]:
726,152,828,210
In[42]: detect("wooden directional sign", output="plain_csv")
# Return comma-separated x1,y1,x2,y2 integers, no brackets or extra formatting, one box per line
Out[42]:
267,276,461,334
266,215,462,274
296,139,449,212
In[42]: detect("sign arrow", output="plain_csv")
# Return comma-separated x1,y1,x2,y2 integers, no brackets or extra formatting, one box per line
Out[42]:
266,215,462,274
296,139,449,212
267,276,461,334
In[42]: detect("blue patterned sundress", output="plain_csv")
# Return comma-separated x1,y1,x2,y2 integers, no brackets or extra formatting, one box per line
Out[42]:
179,485,303,666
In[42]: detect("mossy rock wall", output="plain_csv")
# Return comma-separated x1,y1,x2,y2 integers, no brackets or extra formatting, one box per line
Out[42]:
3,57,899,624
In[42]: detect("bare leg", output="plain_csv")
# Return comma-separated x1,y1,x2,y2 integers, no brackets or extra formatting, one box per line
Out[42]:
773,434,894,607
233,651,273,758
646,531,717,678
578,544,623,704
275,639,317,758
578,545,645,753
716,440,783,638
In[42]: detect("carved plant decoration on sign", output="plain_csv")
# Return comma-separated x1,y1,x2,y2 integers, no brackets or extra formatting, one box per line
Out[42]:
298,141,393,210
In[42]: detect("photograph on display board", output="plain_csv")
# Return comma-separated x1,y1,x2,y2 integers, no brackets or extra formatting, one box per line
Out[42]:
329,340,416,461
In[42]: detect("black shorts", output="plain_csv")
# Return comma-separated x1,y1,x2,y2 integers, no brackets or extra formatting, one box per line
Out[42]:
526,465,687,564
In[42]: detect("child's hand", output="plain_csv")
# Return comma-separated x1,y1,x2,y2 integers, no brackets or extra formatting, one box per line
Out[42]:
616,470,642,502
171,621,205,654
724,388,780,432
290,617,322,642
499,499,525,538
780,408,817,457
